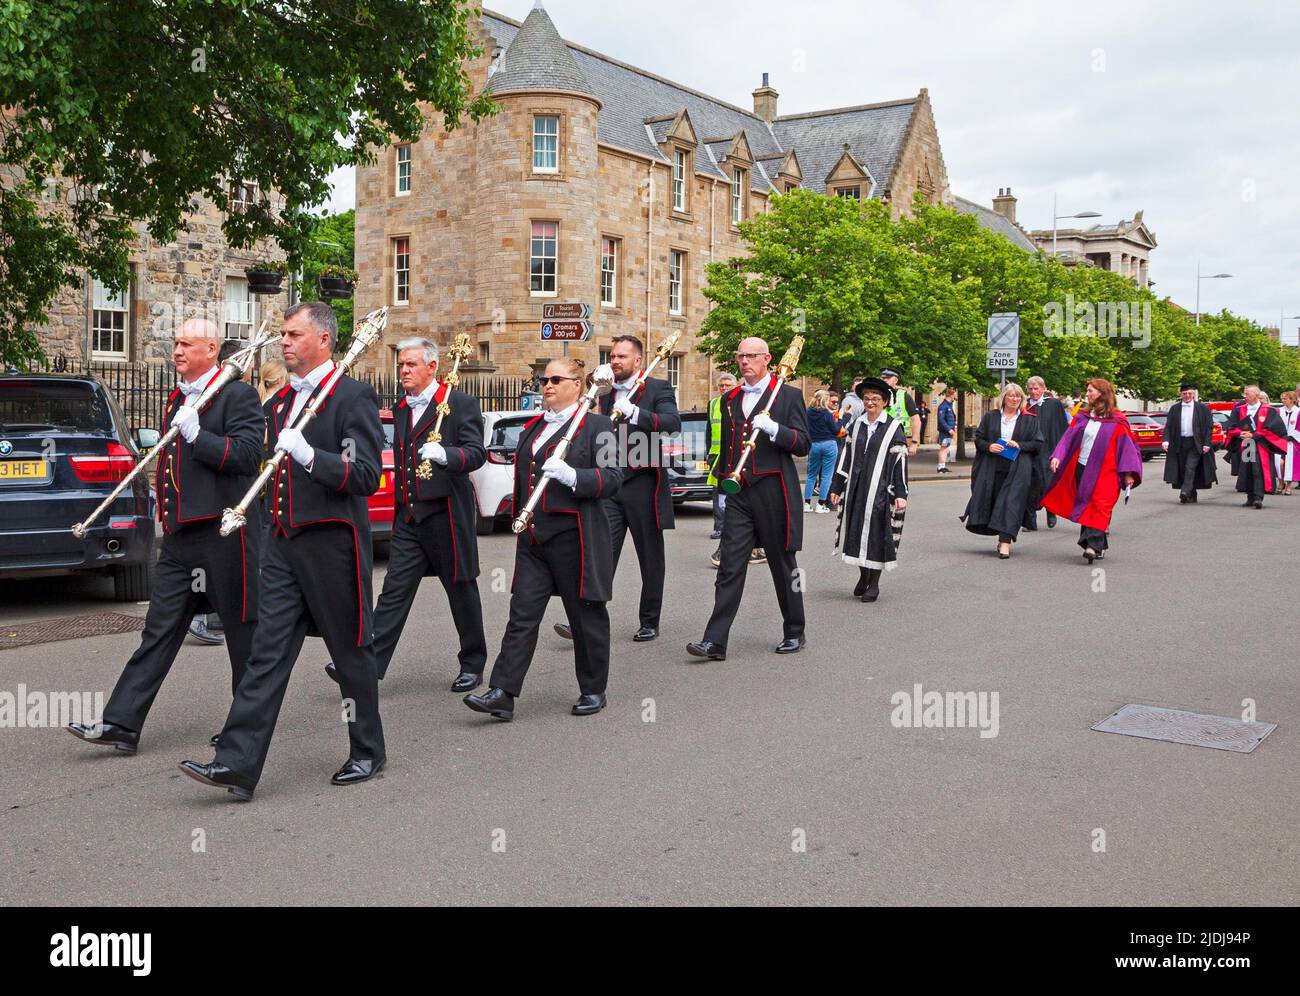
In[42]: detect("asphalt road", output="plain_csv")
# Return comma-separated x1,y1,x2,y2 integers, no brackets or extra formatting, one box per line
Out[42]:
2,461,1297,906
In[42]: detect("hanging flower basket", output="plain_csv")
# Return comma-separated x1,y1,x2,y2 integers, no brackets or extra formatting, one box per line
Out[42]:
317,264,357,300
245,260,288,295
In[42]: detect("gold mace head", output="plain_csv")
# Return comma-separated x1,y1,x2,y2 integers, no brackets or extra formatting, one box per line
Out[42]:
450,332,473,358
775,335,805,378
656,329,683,358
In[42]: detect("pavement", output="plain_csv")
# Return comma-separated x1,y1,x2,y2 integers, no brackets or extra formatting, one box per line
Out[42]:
1,457,1297,906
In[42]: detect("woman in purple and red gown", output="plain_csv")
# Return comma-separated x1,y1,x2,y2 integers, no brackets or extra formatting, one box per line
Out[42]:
1040,378,1142,563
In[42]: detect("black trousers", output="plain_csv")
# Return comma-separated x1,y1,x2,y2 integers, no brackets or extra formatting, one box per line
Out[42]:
489,529,610,698
703,479,805,647
104,524,255,734
1179,444,1201,499
603,472,665,629
1073,464,1109,552
215,527,384,784
1238,458,1265,503
372,512,486,679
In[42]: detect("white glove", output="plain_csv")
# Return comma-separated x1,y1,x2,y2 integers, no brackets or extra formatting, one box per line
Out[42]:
752,412,779,439
542,456,578,490
613,396,638,421
275,426,315,469
420,441,447,465
173,405,200,444
1161,441,1169,451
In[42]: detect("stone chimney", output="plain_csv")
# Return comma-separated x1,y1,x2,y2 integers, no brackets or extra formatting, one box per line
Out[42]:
752,72,779,123
992,187,1017,224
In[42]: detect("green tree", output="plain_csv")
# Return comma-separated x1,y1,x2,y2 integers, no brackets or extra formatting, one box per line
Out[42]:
299,208,356,343
0,0,496,365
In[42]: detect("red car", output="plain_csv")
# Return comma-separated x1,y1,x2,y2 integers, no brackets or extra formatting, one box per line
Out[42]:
1123,412,1165,460
1146,410,1226,450
367,408,396,545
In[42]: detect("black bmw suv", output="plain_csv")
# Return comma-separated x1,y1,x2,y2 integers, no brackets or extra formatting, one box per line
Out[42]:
0,373,156,600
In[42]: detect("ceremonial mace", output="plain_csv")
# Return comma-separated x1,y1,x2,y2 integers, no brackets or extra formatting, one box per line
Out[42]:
603,329,683,421
512,364,615,534
219,308,389,536
71,321,278,539
415,333,473,480
719,335,805,495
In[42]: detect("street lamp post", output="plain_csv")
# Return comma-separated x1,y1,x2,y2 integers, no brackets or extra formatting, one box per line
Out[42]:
1051,193,1102,256
1194,260,1233,326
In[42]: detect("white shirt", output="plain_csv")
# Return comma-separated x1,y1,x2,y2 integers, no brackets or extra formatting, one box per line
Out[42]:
179,364,220,407
1078,418,1102,465
859,411,886,443
999,412,1019,442
407,379,439,428
533,402,580,453
740,378,767,417
288,359,335,422
1178,402,1193,437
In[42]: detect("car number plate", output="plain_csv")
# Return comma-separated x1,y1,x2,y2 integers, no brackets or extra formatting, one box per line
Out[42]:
0,459,46,480
696,460,710,471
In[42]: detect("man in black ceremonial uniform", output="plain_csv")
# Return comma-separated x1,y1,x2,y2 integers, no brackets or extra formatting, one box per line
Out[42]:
324,336,487,691
68,318,263,754
180,302,385,800
1161,383,1216,503
688,336,810,661
555,334,679,644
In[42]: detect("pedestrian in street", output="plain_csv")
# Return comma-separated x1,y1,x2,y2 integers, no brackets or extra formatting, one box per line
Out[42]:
1161,383,1216,503
1278,391,1300,495
1224,384,1289,508
880,368,921,457
1024,376,1068,528
1041,378,1143,563
960,382,1042,559
918,399,931,442
936,387,957,474
804,389,838,513
706,372,737,545
829,377,908,603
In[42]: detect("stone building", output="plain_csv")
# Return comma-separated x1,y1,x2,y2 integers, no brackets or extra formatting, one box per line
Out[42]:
20,178,286,368
1028,205,1156,290
353,3,953,410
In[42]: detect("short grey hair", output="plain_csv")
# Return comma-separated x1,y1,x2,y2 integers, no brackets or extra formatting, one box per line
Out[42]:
998,381,1025,408
284,301,338,350
1026,375,1045,389
396,337,439,365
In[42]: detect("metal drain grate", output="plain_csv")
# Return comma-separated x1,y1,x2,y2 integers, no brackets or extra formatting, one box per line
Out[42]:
1092,703,1276,753
0,612,146,651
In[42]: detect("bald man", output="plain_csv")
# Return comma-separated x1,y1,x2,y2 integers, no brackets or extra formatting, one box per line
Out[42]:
688,337,810,660
1225,384,1289,508
68,318,266,755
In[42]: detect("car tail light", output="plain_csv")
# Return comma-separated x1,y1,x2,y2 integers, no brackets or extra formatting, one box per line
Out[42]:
496,495,513,517
378,473,387,489
70,442,135,483
488,449,514,465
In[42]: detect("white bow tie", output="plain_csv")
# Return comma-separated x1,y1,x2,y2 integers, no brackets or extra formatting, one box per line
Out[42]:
178,381,204,398
407,395,428,407
741,382,765,394
543,409,570,425
289,374,315,393
614,380,634,392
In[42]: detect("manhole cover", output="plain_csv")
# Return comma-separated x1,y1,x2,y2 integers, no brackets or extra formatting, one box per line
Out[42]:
0,612,146,651
1092,704,1275,753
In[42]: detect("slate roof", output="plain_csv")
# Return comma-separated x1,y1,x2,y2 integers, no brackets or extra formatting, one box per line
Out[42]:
482,8,919,198
485,5,592,98
954,196,1037,252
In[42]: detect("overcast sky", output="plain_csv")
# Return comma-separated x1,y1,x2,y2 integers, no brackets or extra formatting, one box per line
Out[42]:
326,0,1300,343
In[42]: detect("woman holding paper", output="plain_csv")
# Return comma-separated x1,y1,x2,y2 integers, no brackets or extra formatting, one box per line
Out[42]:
960,382,1043,559
1040,378,1142,563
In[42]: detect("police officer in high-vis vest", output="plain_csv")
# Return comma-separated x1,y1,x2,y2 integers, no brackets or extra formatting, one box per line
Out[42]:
880,368,921,457
707,372,737,543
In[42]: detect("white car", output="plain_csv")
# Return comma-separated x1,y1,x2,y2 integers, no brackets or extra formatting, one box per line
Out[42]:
471,409,536,534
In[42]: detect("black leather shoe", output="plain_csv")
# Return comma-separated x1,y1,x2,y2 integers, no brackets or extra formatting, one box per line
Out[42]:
67,721,138,754
853,572,870,597
632,626,658,642
464,687,514,721
209,734,221,747
709,530,722,540
686,640,726,661
178,760,255,800
451,671,481,692
324,661,340,685
554,622,573,640
1179,493,1188,503
571,693,607,716
775,636,805,654
1253,500,1263,509
1047,513,1057,528
331,756,386,786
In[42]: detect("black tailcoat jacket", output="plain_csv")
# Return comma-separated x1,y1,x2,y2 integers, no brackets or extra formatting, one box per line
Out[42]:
596,376,681,529
1161,400,1217,490
264,371,383,645
512,410,623,602
709,377,811,551
392,384,487,581
156,377,265,621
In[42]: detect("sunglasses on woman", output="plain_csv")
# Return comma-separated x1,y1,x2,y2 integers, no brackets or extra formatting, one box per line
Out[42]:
538,375,580,386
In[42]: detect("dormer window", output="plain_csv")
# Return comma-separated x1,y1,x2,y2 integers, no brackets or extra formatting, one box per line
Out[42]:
835,186,861,200
731,168,746,225
672,150,688,212
532,115,559,173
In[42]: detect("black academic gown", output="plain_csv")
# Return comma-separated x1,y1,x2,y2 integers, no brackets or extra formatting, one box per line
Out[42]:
830,414,908,569
1161,401,1217,491
1025,396,1068,483
962,410,1043,540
